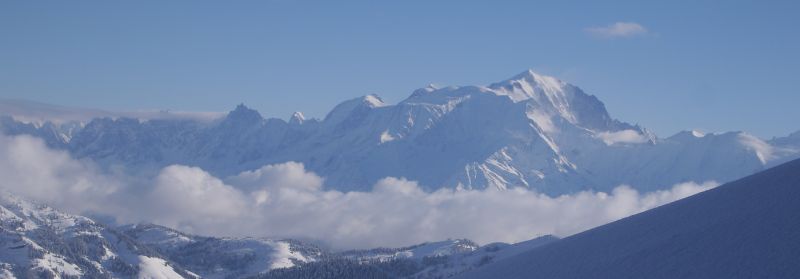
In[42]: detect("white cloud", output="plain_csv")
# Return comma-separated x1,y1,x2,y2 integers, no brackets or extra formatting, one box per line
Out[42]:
596,129,649,145
0,134,717,250
146,165,250,234
585,22,648,39
0,134,121,213
737,132,782,164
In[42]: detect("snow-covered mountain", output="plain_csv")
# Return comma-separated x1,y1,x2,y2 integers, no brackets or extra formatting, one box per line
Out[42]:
120,224,322,279
2,70,798,194
1,190,558,279
0,191,195,279
458,158,800,279
254,236,558,279
0,192,338,279
342,236,558,278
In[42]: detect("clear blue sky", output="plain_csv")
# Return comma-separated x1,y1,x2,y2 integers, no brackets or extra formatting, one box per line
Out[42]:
1,0,798,138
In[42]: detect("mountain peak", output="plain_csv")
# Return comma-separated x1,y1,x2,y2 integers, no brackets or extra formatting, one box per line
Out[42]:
224,103,263,125
493,70,567,94
410,84,439,98
323,95,386,124
289,111,305,125
512,69,548,80
487,70,629,132
363,94,387,108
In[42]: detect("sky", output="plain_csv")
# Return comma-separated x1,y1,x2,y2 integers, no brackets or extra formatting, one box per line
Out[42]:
1,0,798,138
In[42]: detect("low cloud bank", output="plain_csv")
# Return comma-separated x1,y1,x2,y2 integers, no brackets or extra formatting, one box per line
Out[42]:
0,134,717,249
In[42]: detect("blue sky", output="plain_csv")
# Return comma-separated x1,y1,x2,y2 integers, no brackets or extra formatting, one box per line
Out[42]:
1,0,798,138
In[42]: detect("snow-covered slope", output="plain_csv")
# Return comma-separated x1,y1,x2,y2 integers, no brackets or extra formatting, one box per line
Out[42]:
2,71,798,194
340,239,480,262
0,192,193,279
389,236,558,278
121,224,322,279
254,236,557,279
0,192,329,279
459,158,800,279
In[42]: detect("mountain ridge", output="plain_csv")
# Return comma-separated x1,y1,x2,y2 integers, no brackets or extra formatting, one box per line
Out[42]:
1,70,798,195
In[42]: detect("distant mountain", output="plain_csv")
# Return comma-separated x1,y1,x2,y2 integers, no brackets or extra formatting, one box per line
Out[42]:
458,158,800,279
2,70,798,195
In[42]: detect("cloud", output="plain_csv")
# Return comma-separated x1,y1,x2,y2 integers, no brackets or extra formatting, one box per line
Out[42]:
0,134,122,213
0,134,717,250
145,165,251,233
596,129,649,145
585,22,648,39
0,99,224,125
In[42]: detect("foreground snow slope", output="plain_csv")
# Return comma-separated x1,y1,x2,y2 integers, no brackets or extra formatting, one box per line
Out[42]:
2,70,798,195
459,158,800,279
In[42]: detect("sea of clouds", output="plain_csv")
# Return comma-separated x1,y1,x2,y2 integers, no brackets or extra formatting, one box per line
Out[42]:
0,134,717,249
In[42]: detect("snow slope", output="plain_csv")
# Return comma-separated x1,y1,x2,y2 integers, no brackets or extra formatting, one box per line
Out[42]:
0,192,330,279
121,224,322,279
459,158,800,279
0,192,192,279
2,71,798,195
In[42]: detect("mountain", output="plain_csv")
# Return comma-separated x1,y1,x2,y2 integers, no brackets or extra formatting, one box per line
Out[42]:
2,71,798,195
255,236,558,279
0,192,337,279
0,190,558,279
120,224,323,279
0,191,195,279
458,158,800,279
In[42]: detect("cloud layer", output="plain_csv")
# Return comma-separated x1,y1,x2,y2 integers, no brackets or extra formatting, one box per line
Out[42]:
596,129,650,145
585,22,648,38
0,134,716,249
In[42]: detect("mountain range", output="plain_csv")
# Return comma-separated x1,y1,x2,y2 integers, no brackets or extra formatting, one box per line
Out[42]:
2,70,798,195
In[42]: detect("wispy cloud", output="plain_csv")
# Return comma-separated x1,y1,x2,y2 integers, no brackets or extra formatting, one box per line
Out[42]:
596,129,650,145
585,22,648,39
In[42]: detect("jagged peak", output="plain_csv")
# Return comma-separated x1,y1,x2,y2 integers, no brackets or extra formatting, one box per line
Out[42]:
289,111,305,125
223,103,263,125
